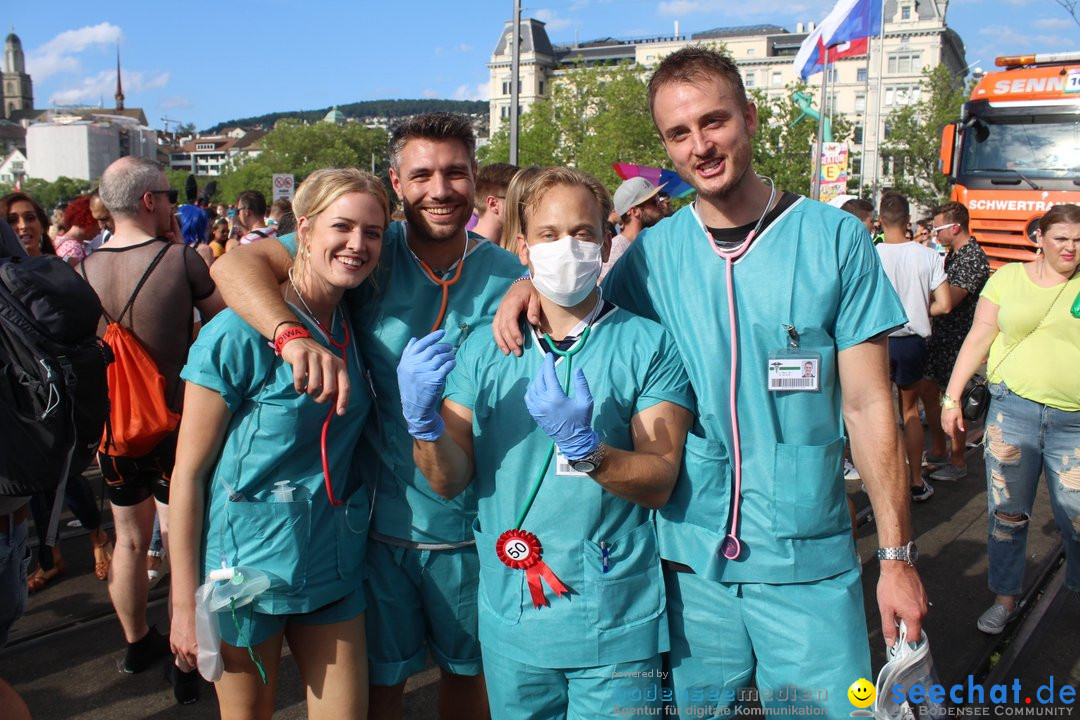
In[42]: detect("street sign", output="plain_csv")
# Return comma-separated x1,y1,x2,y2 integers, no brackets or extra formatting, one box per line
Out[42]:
272,173,295,201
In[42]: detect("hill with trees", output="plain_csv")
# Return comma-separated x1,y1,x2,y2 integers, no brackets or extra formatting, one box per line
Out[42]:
204,99,488,133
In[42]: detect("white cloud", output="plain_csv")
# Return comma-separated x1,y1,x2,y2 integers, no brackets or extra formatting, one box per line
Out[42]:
27,23,123,82
50,69,169,106
1032,17,1074,29
457,43,473,53
658,1,709,15
421,88,439,99
452,83,490,101
972,25,1074,63
158,95,192,110
535,9,574,31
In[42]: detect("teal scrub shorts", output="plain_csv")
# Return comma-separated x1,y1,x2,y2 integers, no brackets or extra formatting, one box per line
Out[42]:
218,587,366,648
483,643,664,719
364,538,482,686
665,564,871,717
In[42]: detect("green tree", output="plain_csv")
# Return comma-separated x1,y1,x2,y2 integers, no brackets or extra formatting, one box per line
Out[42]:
881,64,968,207
751,83,854,198
214,120,389,202
0,176,94,211
479,60,667,189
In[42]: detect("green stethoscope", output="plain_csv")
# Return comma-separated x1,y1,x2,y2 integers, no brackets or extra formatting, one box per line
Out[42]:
513,326,592,530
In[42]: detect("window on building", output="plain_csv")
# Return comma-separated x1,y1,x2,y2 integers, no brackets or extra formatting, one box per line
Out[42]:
771,70,782,86
745,71,756,87
854,125,863,144
884,122,892,140
887,53,921,75
884,87,895,105
901,5,911,20
852,157,862,176
855,93,866,112
857,68,868,83
827,67,839,83
539,81,545,94
500,105,510,120
502,81,510,95
747,48,755,56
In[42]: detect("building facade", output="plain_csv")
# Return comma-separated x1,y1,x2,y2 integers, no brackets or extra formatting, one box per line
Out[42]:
487,0,966,195
167,127,265,176
26,115,157,182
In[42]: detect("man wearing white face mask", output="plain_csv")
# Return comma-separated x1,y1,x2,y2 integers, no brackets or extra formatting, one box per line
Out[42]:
397,167,694,718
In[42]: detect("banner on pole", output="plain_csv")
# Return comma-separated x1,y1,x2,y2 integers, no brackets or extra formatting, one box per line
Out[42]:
818,142,849,203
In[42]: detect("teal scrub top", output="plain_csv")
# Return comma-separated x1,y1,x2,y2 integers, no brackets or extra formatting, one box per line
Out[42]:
603,198,906,584
279,223,523,544
444,304,694,668
181,307,371,614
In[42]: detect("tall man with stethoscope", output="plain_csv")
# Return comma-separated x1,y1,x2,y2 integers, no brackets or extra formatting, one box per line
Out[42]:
211,113,523,719
493,47,928,717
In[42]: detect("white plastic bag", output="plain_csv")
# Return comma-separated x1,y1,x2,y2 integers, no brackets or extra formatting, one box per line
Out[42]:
194,582,223,682
874,621,947,719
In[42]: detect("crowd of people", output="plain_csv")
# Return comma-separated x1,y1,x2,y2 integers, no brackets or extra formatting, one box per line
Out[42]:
1,44,1078,720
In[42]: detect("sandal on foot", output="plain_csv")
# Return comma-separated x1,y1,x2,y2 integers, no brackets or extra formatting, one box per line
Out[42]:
27,561,64,593
92,534,113,581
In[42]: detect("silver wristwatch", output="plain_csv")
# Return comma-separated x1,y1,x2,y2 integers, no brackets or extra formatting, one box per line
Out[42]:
877,541,918,566
569,443,606,473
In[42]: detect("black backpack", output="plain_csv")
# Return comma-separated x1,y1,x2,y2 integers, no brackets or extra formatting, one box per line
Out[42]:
0,254,112,496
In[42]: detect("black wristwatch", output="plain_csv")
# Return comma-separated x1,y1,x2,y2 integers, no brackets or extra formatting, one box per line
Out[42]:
569,443,607,473
877,541,918,567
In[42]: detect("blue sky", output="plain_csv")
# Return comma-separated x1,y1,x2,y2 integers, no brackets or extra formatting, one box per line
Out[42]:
7,0,1078,131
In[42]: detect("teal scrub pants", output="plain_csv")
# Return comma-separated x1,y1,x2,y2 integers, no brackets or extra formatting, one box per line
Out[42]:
483,643,664,720
665,564,870,717
364,538,482,686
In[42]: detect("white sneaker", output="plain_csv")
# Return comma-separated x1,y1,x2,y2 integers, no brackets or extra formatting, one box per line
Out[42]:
929,463,966,482
844,459,861,480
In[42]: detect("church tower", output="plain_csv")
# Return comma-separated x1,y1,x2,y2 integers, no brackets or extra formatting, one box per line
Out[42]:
3,30,33,118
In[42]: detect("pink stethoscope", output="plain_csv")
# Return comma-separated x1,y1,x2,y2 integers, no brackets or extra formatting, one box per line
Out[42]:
690,177,776,561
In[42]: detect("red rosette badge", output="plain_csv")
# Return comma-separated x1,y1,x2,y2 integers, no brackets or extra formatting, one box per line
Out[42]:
495,529,569,608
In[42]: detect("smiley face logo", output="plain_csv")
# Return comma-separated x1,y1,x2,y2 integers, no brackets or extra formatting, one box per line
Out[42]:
847,678,876,709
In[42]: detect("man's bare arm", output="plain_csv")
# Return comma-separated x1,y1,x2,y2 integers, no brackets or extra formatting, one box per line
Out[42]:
929,281,954,317
210,237,351,412
414,399,475,499
589,401,691,509
839,337,928,644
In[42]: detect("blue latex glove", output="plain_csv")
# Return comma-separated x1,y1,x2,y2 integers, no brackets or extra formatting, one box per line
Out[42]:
524,353,601,460
397,329,456,441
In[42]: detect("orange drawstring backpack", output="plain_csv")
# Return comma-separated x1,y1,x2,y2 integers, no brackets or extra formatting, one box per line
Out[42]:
84,243,180,457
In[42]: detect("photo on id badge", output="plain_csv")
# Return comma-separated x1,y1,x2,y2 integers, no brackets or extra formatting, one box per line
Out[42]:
767,350,821,392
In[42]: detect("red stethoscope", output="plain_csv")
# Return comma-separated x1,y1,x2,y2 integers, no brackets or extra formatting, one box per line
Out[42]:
288,270,355,507
689,178,776,561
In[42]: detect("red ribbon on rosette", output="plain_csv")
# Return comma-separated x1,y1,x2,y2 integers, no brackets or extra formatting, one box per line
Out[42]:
495,529,569,608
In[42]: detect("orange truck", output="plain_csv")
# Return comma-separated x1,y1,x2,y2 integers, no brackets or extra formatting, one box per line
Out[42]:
939,52,1080,268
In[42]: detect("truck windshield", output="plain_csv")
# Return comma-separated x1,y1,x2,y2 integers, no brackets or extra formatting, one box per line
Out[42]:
960,115,1080,179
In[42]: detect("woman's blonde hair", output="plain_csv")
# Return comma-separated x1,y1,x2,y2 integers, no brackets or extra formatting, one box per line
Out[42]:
293,168,389,279
499,166,542,253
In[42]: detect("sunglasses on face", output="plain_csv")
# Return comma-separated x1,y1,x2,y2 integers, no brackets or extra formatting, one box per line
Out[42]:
931,223,957,235
148,189,180,204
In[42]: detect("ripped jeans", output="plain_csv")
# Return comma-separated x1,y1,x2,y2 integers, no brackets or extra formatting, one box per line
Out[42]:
984,383,1080,596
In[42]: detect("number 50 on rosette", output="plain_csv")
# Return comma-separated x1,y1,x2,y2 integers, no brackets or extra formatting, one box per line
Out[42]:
495,529,568,608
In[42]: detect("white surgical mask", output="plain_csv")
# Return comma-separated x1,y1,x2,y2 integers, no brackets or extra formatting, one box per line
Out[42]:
527,235,602,306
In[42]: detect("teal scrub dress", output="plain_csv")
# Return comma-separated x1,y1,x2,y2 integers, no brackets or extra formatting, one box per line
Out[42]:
444,303,694,718
181,307,371,646
279,225,523,684
603,197,907,716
